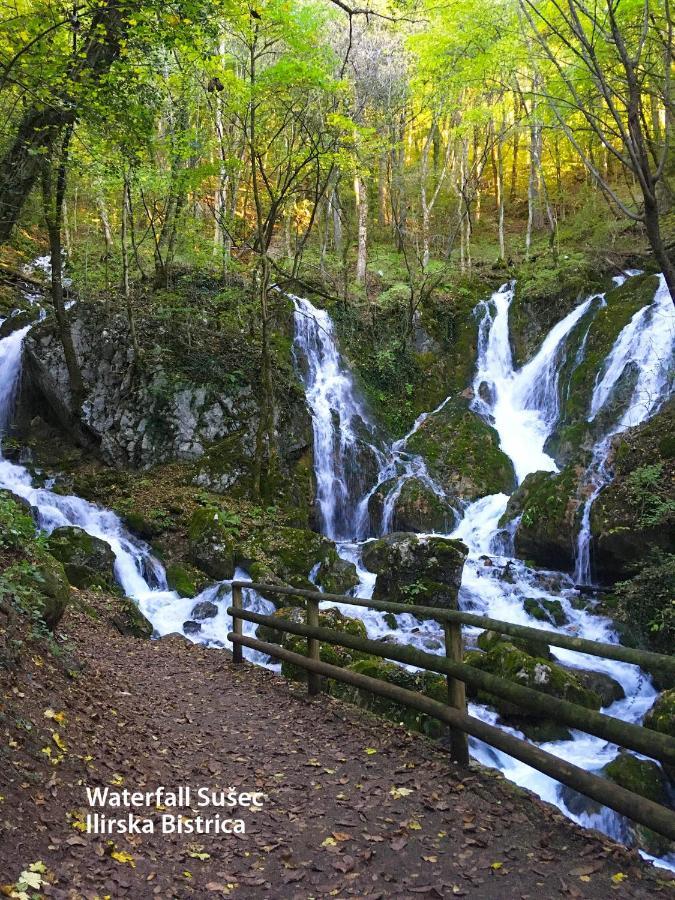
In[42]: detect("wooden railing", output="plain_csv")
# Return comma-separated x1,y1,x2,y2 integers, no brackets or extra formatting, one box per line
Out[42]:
228,580,675,842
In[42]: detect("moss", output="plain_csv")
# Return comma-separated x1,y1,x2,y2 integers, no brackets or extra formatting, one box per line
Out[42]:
465,642,602,713
187,506,236,581
603,752,669,805
279,607,369,681
46,526,116,590
110,597,154,639
407,397,515,502
166,563,208,598
328,657,447,738
644,689,675,740
476,628,551,660
523,597,568,626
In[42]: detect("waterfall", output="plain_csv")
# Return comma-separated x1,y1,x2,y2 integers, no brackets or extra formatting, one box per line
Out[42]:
471,282,598,484
574,274,675,584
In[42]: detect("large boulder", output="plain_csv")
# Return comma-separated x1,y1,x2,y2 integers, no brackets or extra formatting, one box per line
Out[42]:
405,397,515,504
507,468,581,571
361,532,468,608
273,607,369,681
367,477,456,534
165,562,210,598
464,641,602,719
46,526,116,589
110,597,154,639
30,552,71,629
187,507,236,580
644,689,675,781
602,752,674,858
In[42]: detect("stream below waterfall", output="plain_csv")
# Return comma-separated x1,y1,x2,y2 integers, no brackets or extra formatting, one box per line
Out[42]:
0,270,673,868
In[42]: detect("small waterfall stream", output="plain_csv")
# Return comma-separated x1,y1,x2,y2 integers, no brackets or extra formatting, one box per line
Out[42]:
0,271,673,866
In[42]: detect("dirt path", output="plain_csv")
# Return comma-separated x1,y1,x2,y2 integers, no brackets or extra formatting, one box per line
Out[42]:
1,594,671,898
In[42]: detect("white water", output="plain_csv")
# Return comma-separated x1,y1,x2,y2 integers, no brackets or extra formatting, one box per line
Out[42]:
0,271,672,866
575,274,675,584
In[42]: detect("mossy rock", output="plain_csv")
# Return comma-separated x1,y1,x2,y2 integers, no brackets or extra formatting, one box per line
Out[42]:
362,532,468,609
476,629,551,661
644,690,675,782
328,657,447,738
507,468,581,571
573,669,625,707
502,717,572,743
367,477,456,534
110,597,154,639
46,526,116,590
406,397,515,503
29,552,71,630
314,556,359,595
187,506,236,580
166,562,209,598
602,751,674,857
277,607,369,681
522,597,568,627
465,642,602,716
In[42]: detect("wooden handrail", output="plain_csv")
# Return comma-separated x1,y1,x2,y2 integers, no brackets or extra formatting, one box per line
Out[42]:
231,580,675,675
228,605,675,766
230,631,675,842
228,581,675,842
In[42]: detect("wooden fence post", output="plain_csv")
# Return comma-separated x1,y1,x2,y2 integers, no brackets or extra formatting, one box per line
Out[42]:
444,621,469,764
307,597,321,696
232,583,243,665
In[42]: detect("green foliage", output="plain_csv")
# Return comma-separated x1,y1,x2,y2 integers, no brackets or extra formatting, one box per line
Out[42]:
624,464,675,529
614,551,675,655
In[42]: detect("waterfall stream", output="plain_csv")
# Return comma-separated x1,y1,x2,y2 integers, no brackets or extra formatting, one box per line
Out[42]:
0,271,673,866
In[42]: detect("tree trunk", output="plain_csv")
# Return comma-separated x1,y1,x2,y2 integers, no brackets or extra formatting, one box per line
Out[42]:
121,177,141,360
644,195,675,304
354,174,368,283
40,128,84,406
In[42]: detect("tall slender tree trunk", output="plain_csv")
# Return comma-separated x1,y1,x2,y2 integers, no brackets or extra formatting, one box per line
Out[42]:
40,127,84,406
354,174,368,284
121,176,140,360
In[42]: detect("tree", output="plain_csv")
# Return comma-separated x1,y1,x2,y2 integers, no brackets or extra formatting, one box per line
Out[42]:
519,0,675,301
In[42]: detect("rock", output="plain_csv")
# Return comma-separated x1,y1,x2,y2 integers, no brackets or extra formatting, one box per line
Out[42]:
382,612,398,629
255,606,305,645
32,553,71,630
602,751,674,857
573,669,625,707
367,477,456,534
165,563,208,599
279,608,369,681
644,689,675,781
110,598,154,638
361,532,468,609
190,600,218,621
507,469,581,571
522,597,569,626
501,717,572,743
183,620,202,635
464,642,602,717
329,657,447,738
405,397,516,504
476,629,551,661
187,507,236,580
46,526,116,589
314,556,359,595
0,306,41,339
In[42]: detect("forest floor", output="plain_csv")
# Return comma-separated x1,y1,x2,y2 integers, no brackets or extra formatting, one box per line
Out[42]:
0,593,673,899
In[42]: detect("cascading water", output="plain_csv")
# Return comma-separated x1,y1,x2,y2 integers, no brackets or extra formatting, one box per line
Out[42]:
574,273,675,583
291,274,674,869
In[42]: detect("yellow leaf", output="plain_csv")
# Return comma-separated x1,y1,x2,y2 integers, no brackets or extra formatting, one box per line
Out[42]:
110,773,123,785
188,851,210,860
183,870,193,878
611,873,627,884
407,820,422,830
28,862,46,874
491,862,503,870
423,855,438,862
52,732,66,752
110,850,135,867
579,875,591,882
321,836,336,847
44,708,66,725
389,786,414,799
364,747,377,755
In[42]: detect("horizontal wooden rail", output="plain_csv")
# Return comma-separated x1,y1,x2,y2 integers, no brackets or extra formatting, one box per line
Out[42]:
230,631,675,842
228,605,675,766
231,581,675,676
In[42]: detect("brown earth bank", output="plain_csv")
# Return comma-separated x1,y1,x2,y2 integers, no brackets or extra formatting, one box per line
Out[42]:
0,592,673,899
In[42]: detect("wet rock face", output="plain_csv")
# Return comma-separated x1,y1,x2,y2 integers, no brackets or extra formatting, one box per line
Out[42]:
46,526,116,590
367,477,456,534
21,304,312,490
361,532,468,608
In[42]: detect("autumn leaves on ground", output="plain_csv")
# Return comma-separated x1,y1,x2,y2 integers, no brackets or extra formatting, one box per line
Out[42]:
0,591,670,898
